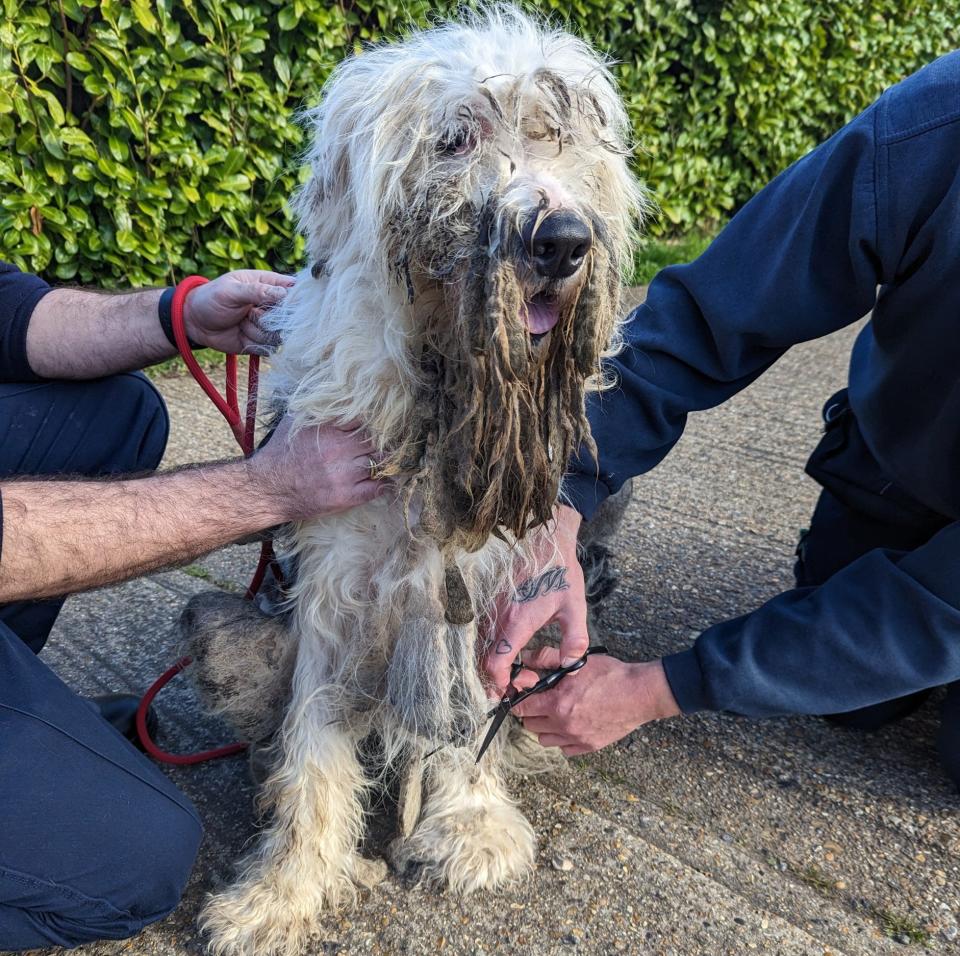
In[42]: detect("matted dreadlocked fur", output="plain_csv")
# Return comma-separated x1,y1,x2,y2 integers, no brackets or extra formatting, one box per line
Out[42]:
188,8,646,956
405,207,620,558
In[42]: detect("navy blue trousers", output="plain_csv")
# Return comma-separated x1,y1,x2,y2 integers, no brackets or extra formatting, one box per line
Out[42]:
796,390,960,785
0,374,203,951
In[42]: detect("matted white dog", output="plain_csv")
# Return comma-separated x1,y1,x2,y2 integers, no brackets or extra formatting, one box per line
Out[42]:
185,7,645,954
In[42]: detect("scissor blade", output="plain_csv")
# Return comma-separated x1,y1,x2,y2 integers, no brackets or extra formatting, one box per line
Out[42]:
475,703,511,763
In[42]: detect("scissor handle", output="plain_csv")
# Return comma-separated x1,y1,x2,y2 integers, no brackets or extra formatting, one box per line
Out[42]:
478,646,610,761
507,645,609,708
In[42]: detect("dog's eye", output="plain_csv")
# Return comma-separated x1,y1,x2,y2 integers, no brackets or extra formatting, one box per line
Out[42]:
438,128,474,156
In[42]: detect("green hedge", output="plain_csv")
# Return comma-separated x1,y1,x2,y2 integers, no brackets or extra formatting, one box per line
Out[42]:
1,0,956,285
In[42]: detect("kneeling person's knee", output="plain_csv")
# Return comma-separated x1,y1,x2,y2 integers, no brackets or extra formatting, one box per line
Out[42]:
97,371,170,475
103,794,203,935
1,788,201,950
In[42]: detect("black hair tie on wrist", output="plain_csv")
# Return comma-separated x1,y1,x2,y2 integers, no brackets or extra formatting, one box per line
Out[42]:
158,285,202,350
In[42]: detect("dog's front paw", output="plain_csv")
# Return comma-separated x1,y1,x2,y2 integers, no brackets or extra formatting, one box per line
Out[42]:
393,798,535,894
201,884,313,956
200,863,357,956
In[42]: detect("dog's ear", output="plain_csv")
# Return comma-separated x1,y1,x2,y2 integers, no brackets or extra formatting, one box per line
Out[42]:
297,124,351,215
294,48,418,266
293,94,354,269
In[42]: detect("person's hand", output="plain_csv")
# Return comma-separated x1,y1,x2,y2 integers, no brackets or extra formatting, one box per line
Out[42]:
246,415,388,521
183,269,294,355
482,503,589,696
511,647,681,755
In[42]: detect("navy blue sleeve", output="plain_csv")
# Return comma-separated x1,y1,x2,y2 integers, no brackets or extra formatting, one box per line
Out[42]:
663,523,960,717
583,52,960,717
0,261,50,382
563,95,886,518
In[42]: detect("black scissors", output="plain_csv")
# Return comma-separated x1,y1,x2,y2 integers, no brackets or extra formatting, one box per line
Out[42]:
476,646,609,762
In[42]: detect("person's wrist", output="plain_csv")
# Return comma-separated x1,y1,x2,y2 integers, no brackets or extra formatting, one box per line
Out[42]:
158,284,203,350
237,459,293,527
628,659,682,723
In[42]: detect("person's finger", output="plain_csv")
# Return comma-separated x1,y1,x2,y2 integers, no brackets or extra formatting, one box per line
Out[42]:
511,694,558,719
521,646,563,671
255,271,296,287
231,270,295,290
337,421,377,443
511,668,539,691
517,714,556,730
485,632,526,688
240,318,277,344
561,744,592,756
343,478,391,507
555,602,590,669
535,733,569,749
351,444,384,463
241,337,278,355
254,282,290,306
249,307,284,333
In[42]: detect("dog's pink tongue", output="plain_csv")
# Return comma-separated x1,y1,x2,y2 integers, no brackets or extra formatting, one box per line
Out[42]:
523,300,560,334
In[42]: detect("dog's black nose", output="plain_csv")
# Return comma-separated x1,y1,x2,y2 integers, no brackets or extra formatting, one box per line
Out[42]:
528,212,592,279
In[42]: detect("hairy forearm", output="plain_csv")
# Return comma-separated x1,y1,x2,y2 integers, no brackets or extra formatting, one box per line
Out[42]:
0,462,284,601
26,287,175,379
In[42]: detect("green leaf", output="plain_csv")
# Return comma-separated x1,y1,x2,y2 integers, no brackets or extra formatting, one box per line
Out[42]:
220,147,246,177
66,51,94,72
277,7,300,30
107,135,128,161
37,115,65,159
115,228,137,252
38,91,66,126
131,0,159,33
60,126,96,153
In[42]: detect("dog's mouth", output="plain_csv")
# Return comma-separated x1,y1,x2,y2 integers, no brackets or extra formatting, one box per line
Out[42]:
522,292,561,341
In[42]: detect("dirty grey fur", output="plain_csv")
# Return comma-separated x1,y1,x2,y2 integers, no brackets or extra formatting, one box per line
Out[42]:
385,586,455,744
579,479,633,608
179,591,295,744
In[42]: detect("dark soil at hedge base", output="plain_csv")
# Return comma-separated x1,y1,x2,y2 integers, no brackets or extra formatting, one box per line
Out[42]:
18,288,957,955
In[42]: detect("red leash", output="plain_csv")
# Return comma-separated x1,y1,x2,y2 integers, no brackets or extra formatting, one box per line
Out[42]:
136,275,277,764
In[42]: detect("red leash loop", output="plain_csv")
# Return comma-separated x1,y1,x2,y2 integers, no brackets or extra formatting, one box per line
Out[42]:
136,656,247,765
170,275,259,454
138,275,278,764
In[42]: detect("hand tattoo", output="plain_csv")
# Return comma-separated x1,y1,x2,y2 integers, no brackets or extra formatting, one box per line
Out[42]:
495,638,512,655
513,565,570,604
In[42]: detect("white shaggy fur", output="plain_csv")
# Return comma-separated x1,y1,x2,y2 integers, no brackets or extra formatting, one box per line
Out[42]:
199,8,644,954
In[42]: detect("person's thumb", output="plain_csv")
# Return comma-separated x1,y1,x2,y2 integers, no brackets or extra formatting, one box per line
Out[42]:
556,605,590,670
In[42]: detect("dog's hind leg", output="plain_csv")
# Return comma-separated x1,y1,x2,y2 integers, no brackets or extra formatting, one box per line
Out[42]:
578,478,633,610
179,591,294,745
200,637,367,956
391,741,536,893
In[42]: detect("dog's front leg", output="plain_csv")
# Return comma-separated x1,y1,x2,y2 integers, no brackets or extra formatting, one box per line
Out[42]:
392,740,536,893
385,552,487,744
201,637,368,956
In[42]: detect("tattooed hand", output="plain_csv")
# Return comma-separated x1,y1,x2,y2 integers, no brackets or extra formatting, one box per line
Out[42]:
482,503,589,696
513,566,570,604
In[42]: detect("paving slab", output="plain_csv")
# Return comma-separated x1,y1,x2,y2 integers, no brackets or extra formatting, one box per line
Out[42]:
11,292,959,955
